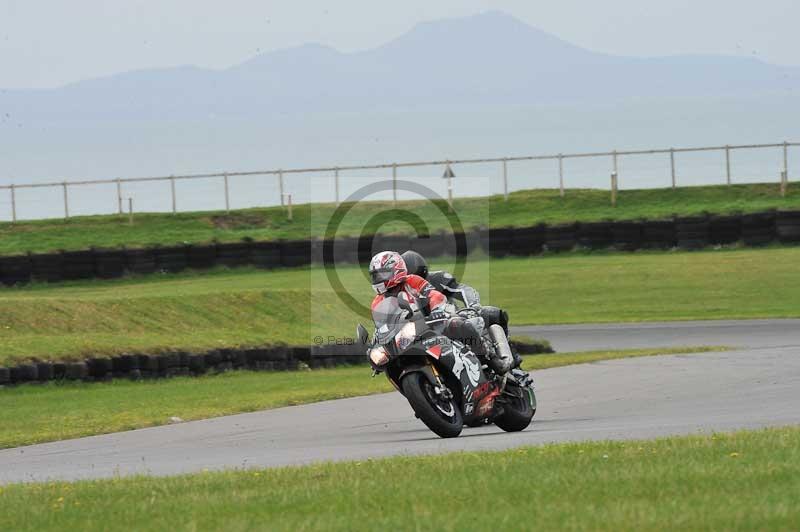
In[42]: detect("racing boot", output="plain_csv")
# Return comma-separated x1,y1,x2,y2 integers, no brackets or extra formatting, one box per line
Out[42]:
484,324,513,375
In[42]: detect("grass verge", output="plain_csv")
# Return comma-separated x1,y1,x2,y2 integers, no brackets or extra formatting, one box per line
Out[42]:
1,426,798,531
1,182,799,255
0,347,723,449
0,246,797,364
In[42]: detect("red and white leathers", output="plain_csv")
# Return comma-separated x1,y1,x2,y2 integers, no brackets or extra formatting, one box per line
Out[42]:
371,273,488,358
370,274,446,313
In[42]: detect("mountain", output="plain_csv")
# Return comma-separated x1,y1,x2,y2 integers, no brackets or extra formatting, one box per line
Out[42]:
2,11,799,122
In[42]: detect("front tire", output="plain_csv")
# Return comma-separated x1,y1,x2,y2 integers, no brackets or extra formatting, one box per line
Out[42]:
494,383,535,432
402,372,463,438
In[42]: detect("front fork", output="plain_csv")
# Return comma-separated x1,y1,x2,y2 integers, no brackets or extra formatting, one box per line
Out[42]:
429,363,454,401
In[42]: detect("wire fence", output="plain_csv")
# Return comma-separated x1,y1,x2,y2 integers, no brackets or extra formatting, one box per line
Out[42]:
1,140,796,222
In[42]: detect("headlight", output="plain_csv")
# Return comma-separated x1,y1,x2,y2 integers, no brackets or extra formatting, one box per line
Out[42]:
395,322,417,351
369,346,389,366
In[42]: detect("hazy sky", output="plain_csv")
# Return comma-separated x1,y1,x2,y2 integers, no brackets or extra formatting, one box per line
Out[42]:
2,0,798,88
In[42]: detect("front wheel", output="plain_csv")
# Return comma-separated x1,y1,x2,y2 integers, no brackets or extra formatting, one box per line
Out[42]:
402,372,463,438
494,383,535,432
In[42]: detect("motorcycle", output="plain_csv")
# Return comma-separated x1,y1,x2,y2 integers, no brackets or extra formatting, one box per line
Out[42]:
356,296,536,438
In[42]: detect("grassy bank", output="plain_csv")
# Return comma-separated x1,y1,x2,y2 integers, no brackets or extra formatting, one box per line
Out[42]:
1,182,799,255
1,426,797,531
0,348,721,449
0,247,797,364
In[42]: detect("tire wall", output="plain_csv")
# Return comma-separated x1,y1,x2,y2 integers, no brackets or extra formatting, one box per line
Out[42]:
0,210,795,286
0,345,363,386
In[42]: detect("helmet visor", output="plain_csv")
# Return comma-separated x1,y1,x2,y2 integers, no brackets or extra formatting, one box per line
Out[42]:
370,268,394,285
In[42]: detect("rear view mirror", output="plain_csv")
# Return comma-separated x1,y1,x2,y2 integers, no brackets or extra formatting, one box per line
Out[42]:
356,324,369,345
397,297,414,318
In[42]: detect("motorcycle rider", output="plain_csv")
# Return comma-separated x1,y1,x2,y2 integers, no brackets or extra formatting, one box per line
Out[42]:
401,250,511,339
369,251,511,375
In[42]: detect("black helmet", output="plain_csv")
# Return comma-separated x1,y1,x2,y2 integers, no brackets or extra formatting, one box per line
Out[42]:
401,250,428,279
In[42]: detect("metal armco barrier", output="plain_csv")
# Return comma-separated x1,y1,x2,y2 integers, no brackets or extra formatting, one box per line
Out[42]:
1,141,797,221
2,209,800,286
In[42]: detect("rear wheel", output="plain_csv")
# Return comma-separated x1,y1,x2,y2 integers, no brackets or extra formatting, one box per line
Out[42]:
494,383,535,432
402,372,463,438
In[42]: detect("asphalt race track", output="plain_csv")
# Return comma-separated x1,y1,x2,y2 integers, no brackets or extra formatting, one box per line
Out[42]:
513,319,800,352
2,320,799,484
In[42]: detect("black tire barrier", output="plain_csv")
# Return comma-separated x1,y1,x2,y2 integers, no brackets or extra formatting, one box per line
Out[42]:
186,244,218,270
3,337,550,385
577,222,613,250
611,221,643,251
408,233,445,258
545,223,578,253
741,212,776,247
4,209,800,288
251,241,282,268
36,362,54,381
0,255,32,286
776,210,800,243
11,364,38,383
322,237,357,265
510,225,546,256
53,363,67,380
30,253,64,283
124,248,158,275
280,240,312,268
356,235,374,265
188,354,206,373
709,215,742,245
61,250,96,281
87,358,113,380
508,339,554,355
65,362,88,380
154,246,188,273
94,249,126,279
675,215,710,250
216,242,252,268
641,220,676,249
480,228,514,258
374,234,412,256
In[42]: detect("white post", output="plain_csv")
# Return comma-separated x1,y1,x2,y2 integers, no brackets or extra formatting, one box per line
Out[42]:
170,175,177,213
611,172,618,207
725,145,731,185
446,161,454,209
128,197,134,226
10,184,16,223
613,150,619,176
502,158,508,202
62,182,69,219
784,141,790,181
392,163,397,206
116,178,123,214
334,167,340,205
670,148,676,189
781,170,788,197
558,154,564,197
279,170,284,206
224,173,230,213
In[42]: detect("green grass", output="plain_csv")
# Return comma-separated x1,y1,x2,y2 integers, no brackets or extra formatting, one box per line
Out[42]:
0,348,722,449
1,182,799,255
1,426,798,531
0,246,797,364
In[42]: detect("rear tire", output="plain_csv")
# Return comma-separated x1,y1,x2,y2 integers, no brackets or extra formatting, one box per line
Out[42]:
494,383,534,432
402,372,463,438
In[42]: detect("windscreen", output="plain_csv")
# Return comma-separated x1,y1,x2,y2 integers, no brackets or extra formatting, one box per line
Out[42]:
372,297,411,345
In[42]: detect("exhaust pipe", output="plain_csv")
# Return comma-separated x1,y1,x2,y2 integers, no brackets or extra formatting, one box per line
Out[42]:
488,324,513,374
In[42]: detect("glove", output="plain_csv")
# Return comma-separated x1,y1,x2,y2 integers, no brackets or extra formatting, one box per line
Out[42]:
429,307,448,321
